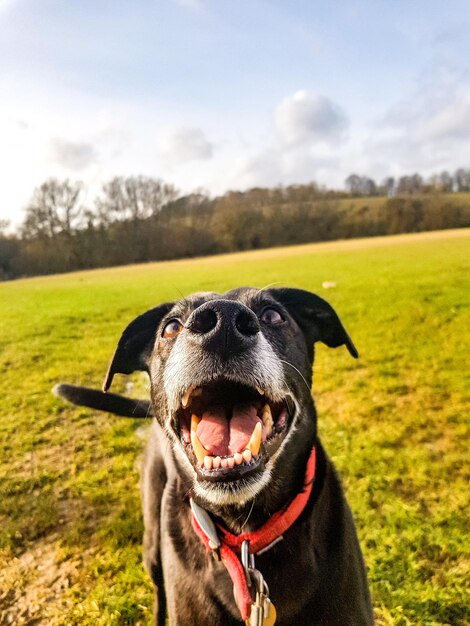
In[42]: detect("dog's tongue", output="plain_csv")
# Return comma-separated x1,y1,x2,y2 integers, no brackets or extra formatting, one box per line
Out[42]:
229,404,261,454
196,407,229,456
196,403,260,456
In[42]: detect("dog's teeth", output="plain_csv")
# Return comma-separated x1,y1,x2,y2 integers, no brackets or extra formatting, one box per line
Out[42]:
256,386,265,395
227,456,235,469
192,386,203,397
247,422,262,456
234,452,243,465
190,418,209,465
191,433,209,465
182,385,195,409
221,458,228,468
203,456,213,470
191,413,201,433
262,404,273,435
213,456,221,469
242,449,252,463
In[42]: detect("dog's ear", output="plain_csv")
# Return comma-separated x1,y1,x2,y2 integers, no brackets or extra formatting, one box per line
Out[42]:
103,302,175,391
269,288,358,358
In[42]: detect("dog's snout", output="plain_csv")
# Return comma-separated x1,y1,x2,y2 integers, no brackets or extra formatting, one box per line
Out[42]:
185,299,260,356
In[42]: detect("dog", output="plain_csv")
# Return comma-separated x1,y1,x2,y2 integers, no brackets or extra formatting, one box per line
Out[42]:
54,287,374,625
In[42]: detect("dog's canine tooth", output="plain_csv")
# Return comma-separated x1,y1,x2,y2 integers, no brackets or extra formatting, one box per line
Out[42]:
203,456,213,470
234,452,243,465
190,414,209,464
191,413,201,432
262,403,273,435
242,449,252,463
182,385,196,408
247,422,262,456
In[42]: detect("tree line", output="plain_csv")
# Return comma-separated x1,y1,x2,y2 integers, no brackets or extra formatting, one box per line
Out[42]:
1,168,469,280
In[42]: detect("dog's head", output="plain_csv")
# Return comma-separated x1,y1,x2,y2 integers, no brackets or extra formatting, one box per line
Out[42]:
104,287,357,506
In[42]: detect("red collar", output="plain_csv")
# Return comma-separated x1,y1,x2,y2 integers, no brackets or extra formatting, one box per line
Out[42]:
190,446,317,621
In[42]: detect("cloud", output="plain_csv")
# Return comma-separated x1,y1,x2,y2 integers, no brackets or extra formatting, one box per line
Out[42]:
49,138,97,170
228,144,342,191
412,98,470,143
274,91,348,146
160,127,213,164
366,68,470,176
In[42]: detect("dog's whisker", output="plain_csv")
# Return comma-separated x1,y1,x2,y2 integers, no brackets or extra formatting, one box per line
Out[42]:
239,497,256,530
256,281,283,293
169,284,189,302
279,359,312,395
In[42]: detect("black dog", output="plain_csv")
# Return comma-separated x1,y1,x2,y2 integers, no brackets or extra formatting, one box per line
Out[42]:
54,287,374,625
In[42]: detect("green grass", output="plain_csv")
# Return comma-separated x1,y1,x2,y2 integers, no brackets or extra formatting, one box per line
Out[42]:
1,229,469,625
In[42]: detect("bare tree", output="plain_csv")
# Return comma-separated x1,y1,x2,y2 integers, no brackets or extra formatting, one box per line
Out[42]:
96,176,178,223
345,174,362,195
345,175,378,196
454,168,470,192
361,177,377,196
22,178,84,239
396,173,422,195
382,177,395,197
428,171,453,193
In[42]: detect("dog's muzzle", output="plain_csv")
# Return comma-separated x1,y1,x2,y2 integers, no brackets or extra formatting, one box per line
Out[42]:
163,299,295,484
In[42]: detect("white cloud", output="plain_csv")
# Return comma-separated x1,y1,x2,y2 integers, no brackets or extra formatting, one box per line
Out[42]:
412,98,470,143
274,90,348,146
160,127,213,164
229,145,341,191
364,69,470,178
49,138,98,171
224,91,349,191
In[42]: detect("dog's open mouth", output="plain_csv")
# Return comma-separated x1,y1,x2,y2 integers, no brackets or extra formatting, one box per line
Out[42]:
174,380,293,482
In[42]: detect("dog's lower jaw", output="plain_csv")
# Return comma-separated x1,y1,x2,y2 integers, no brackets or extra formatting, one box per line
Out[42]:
193,466,273,507
171,436,274,507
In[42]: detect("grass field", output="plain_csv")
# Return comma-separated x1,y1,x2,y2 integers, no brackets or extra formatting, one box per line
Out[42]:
336,191,470,211
1,229,469,626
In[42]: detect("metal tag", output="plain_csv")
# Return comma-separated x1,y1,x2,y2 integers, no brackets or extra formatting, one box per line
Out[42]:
247,600,264,626
242,545,277,626
245,594,277,626
262,598,277,626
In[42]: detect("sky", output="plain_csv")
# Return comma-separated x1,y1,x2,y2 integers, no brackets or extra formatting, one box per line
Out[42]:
1,0,470,227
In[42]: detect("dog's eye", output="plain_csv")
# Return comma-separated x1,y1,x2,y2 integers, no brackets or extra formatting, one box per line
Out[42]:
260,307,284,325
162,319,183,338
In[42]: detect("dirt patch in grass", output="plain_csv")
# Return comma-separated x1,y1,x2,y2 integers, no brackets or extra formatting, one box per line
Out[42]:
0,535,83,625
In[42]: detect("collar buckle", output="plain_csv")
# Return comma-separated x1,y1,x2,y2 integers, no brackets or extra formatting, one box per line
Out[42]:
241,541,277,626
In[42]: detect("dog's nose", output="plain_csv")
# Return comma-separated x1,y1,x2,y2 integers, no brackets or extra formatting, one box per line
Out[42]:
186,299,260,356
